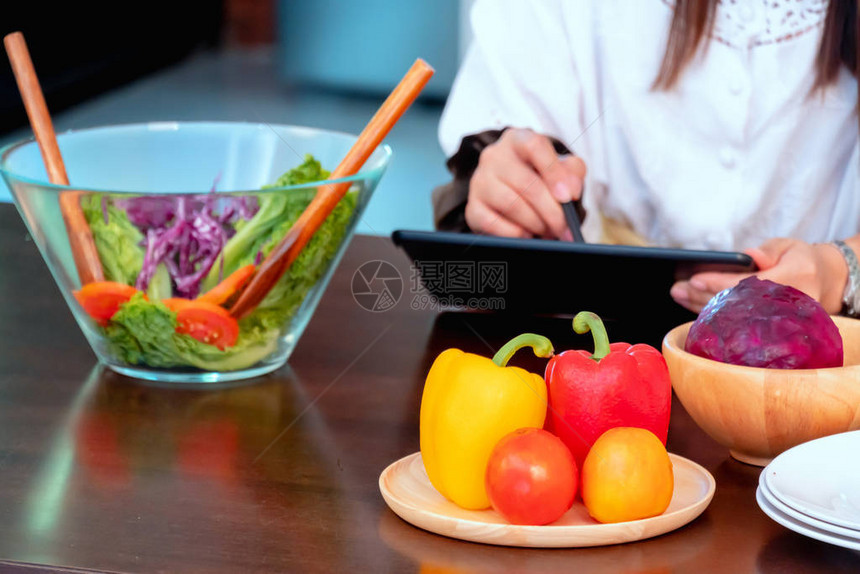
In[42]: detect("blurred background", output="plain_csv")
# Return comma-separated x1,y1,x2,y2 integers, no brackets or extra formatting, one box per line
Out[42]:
0,0,475,234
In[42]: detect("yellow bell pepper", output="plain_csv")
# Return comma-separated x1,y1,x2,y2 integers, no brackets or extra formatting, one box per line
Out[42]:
419,333,553,510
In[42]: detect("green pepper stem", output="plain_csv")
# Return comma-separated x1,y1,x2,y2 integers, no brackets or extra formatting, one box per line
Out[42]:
492,333,554,367
572,311,611,361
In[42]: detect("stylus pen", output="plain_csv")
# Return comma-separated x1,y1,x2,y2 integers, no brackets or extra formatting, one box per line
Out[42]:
562,201,586,243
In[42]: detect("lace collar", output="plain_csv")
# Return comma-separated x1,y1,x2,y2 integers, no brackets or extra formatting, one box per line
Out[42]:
660,0,829,48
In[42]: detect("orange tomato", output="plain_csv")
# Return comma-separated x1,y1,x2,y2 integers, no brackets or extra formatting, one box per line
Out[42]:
581,427,674,523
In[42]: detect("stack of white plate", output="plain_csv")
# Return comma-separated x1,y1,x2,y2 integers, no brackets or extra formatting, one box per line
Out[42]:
757,430,860,551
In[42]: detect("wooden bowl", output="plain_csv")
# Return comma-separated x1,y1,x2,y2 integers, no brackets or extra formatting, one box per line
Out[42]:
662,316,860,466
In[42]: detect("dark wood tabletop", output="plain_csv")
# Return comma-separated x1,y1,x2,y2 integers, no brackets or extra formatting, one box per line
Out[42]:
0,202,857,573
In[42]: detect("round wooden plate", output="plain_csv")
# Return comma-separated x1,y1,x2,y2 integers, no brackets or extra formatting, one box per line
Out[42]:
379,452,715,548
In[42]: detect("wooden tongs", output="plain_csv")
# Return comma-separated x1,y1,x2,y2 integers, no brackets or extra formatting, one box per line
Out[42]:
229,59,434,319
4,32,432,307
4,31,104,285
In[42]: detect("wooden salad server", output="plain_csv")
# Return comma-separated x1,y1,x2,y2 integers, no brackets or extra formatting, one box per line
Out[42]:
4,31,104,285
229,58,434,319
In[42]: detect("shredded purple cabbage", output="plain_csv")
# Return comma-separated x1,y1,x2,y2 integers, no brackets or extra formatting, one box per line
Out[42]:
120,196,178,231
115,191,259,298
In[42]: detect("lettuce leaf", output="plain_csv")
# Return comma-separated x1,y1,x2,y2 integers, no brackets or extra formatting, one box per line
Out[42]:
81,194,145,285
243,190,356,333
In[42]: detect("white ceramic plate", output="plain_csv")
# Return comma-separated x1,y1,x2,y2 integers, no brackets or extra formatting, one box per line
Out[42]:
379,452,715,548
764,431,860,532
757,486,860,551
758,470,860,539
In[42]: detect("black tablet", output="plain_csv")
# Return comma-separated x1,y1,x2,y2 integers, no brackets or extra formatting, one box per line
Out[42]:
391,230,756,324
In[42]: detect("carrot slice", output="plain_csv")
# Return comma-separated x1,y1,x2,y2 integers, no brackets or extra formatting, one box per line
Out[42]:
197,264,256,306
162,298,193,312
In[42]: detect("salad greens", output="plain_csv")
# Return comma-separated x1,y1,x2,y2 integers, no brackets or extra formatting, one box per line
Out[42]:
200,155,331,293
104,294,279,371
81,155,357,371
146,264,172,301
81,196,144,285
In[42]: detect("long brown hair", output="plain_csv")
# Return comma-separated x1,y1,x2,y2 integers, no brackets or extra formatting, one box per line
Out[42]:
653,0,858,98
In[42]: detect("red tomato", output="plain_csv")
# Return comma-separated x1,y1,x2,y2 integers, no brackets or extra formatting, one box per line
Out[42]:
485,428,578,525
173,300,239,350
73,281,140,326
178,419,240,483
76,412,130,488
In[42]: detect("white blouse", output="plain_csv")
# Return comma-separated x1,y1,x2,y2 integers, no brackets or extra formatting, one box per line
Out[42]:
438,0,859,250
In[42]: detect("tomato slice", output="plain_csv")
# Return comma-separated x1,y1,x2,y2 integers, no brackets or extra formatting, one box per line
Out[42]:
73,281,140,326
197,264,256,306
174,300,239,350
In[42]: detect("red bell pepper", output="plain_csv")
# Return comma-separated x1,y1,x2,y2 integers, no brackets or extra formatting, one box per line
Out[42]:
545,312,671,468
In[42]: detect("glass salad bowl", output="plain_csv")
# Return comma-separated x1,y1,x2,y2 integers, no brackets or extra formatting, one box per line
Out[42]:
0,122,391,383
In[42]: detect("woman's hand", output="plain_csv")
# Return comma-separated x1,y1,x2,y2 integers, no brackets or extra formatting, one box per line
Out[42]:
670,238,849,314
466,128,586,239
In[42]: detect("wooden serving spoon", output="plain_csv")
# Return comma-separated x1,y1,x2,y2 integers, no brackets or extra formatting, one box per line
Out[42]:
229,58,434,319
4,31,104,285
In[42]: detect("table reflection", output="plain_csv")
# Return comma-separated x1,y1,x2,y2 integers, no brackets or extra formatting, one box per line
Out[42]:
19,365,382,572
378,507,714,574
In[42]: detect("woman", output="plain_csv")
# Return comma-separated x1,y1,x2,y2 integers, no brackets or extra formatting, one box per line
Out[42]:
434,0,858,314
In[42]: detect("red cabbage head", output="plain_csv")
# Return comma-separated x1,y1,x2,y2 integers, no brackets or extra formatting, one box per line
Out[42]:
685,277,843,369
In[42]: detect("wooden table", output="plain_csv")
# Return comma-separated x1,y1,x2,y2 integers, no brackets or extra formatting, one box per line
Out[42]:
0,203,857,573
